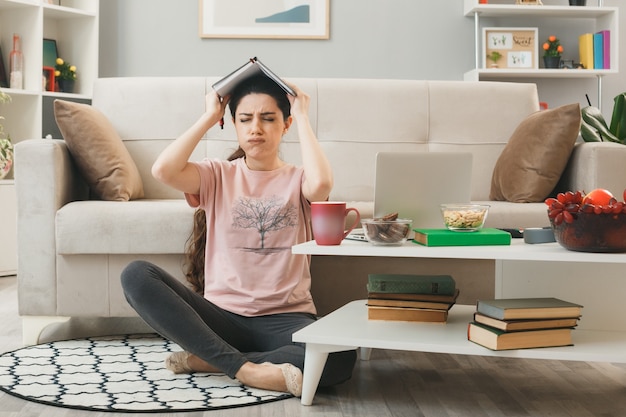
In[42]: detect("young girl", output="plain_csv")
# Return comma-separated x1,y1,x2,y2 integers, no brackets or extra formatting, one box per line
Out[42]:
121,75,356,396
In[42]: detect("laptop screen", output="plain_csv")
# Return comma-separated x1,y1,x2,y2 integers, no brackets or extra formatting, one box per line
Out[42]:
374,152,473,229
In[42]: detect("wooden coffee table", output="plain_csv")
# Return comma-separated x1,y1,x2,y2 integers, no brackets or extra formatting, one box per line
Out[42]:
292,239,626,405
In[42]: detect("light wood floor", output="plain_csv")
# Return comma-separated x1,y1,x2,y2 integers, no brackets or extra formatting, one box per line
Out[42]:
2,275,626,417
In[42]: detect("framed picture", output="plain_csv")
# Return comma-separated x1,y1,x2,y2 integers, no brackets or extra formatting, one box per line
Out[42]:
43,39,58,68
199,0,329,39
483,27,538,70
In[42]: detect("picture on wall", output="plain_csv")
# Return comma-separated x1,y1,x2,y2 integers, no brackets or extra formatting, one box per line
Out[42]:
199,0,329,39
483,27,538,70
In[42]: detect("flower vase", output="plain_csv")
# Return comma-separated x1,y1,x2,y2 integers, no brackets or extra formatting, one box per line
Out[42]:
543,56,561,69
57,79,75,93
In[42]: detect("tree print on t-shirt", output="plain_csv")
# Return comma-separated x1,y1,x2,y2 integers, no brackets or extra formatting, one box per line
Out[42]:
232,195,298,252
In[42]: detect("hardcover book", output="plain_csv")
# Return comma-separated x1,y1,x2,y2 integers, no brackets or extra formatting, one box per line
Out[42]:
467,322,574,351
579,33,594,70
367,298,455,311
593,32,604,70
367,288,460,304
600,29,611,69
473,313,579,332
412,228,511,247
367,274,456,295
476,298,583,321
368,306,449,323
212,57,296,98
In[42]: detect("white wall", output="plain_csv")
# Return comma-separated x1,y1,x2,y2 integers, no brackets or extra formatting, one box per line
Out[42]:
99,0,624,117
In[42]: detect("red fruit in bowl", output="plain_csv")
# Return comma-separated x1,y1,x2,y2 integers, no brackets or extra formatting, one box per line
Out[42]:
582,188,614,206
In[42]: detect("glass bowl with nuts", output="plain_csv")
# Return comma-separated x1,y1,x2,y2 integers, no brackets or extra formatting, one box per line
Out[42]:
440,204,489,232
361,213,412,245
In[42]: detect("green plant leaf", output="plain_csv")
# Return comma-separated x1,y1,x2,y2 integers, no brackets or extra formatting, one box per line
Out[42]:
610,93,626,140
581,106,622,143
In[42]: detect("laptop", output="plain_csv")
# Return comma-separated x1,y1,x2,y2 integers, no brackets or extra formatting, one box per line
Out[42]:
373,152,473,229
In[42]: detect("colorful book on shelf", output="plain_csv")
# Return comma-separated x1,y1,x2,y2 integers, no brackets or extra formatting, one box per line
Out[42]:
211,57,296,98
593,32,604,70
473,313,579,332
368,305,449,323
599,29,611,69
367,288,461,304
476,298,583,321
467,322,574,351
368,297,455,311
412,228,511,247
579,32,594,70
366,274,456,295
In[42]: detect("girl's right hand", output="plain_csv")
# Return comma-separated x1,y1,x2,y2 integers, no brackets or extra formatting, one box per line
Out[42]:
206,90,230,123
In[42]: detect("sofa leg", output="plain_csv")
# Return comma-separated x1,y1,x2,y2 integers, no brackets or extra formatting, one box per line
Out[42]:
21,316,71,346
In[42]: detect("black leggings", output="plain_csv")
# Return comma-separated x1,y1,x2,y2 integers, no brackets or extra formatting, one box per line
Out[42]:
120,260,356,386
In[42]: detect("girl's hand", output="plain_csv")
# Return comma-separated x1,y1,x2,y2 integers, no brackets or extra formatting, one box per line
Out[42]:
206,90,230,122
285,82,310,121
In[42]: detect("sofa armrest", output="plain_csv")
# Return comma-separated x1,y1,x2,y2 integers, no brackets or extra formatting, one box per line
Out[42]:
14,139,88,316
559,142,626,197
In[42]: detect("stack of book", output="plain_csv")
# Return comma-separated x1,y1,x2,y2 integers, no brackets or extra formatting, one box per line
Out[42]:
366,274,459,323
579,30,610,70
467,298,583,351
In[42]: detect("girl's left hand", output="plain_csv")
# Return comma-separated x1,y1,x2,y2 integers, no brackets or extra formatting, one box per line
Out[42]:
285,82,310,120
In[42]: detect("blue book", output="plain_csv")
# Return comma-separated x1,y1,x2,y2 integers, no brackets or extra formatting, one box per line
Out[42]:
593,32,604,70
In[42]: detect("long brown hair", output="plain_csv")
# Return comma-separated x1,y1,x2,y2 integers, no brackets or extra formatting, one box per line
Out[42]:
183,76,290,294
183,149,244,294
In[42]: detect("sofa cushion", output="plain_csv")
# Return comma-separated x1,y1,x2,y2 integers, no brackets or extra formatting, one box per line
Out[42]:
56,200,195,254
489,103,581,203
54,100,144,201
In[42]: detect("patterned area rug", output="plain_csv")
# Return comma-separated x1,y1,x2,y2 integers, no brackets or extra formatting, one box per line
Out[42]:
0,334,291,412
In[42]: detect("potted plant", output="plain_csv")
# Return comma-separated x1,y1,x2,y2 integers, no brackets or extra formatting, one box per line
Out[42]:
542,35,563,68
0,89,13,180
486,51,503,68
54,57,77,93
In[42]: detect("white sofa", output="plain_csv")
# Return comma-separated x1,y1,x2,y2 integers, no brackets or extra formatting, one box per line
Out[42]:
14,77,626,344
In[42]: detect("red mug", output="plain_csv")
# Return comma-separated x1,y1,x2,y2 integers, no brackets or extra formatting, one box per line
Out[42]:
311,202,360,245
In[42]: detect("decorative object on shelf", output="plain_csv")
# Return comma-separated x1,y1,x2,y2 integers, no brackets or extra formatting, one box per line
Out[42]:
9,33,23,89
516,0,543,4
581,92,626,144
199,0,329,39
542,35,563,68
569,0,586,5
0,46,7,88
546,189,626,253
0,89,12,180
42,66,55,92
54,57,77,93
486,51,502,68
483,27,538,70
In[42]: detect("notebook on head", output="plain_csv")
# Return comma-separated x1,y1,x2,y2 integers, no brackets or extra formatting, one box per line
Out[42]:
373,152,473,229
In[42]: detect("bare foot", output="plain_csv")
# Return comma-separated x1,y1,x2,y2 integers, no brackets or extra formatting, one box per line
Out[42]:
235,362,302,396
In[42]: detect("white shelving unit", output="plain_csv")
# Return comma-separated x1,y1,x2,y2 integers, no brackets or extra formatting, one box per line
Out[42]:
0,0,99,274
463,0,619,109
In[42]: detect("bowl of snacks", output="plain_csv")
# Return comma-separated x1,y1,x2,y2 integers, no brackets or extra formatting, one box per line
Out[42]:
546,189,626,253
361,213,412,246
440,204,489,232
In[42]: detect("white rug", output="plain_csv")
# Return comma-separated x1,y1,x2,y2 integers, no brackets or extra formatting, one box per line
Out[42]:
0,334,291,412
